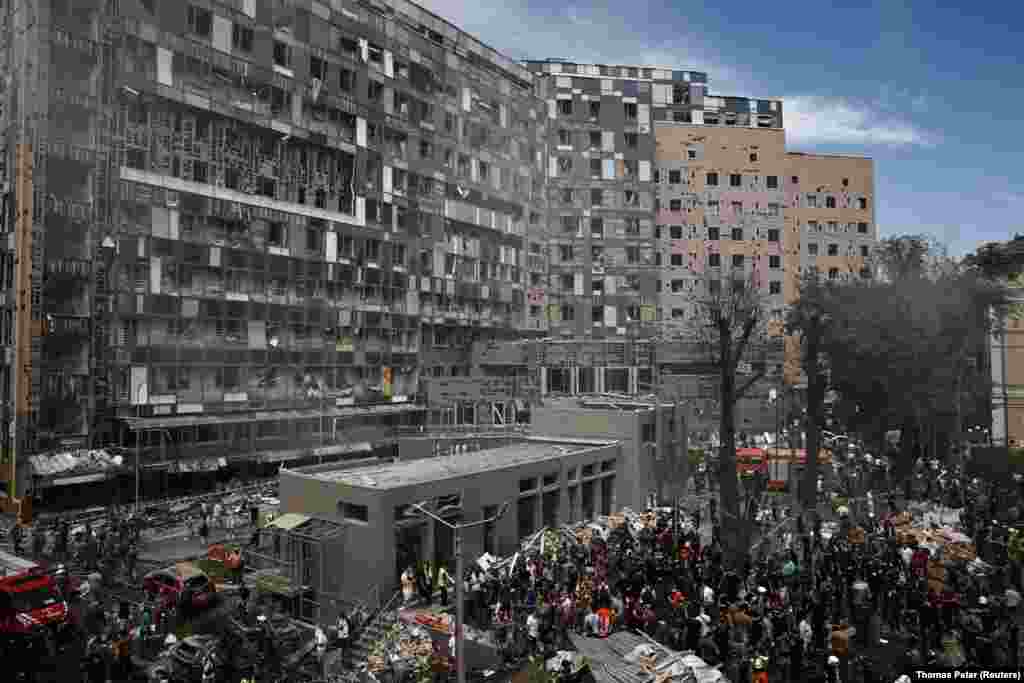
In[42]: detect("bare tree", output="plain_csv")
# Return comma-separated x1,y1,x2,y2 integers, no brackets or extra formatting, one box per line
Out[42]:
692,270,771,566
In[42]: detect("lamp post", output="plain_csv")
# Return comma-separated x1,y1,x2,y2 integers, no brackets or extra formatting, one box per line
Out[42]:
411,499,508,683
134,383,148,513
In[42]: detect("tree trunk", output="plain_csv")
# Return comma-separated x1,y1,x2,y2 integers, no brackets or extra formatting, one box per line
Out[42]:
801,333,824,511
718,367,742,569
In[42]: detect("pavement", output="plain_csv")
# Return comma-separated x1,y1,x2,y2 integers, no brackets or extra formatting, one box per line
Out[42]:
139,524,254,566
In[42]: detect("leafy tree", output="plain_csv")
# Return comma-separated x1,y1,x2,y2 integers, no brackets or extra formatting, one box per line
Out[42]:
817,236,999,472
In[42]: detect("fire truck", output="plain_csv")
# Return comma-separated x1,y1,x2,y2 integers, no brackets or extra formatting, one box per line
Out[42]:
0,549,74,659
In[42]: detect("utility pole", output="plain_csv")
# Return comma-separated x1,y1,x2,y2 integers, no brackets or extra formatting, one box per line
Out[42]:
412,500,509,683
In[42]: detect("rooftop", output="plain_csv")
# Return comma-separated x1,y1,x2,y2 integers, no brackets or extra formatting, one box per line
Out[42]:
307,437,614,489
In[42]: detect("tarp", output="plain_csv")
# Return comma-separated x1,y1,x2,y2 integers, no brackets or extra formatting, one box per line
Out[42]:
266,513,311,531
30,449,124,477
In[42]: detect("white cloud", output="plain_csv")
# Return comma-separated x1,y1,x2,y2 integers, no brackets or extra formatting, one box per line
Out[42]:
418,1,935,148
784,96,936,148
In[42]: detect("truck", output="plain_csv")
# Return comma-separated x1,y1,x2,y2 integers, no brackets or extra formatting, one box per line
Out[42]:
0,562,73,660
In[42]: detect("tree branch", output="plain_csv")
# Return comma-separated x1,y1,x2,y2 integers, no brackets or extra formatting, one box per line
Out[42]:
735,368,767,402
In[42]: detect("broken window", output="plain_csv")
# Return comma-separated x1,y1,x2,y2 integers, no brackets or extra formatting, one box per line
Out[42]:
731,228,743,241
669,199,682,212
188,5,212,37
827,244,839,256
858,222,868,234
708,253,721,267
367,79,384,102
624,102,637,120
671,279,685,293
767,229,780,242
337,68,355,93
558,129,572,146
766,175,778,189
669,225,683,239
670,254,683,266
807,243,818,255
232,23,254,52
273,41,291,68
672,85,687,105
708,227,720,240
590,189,603,207
558,99,573,116
731,254,744,268
769,281,782,295
589,101,601,119
589,131,601,149
310,56,326,80
591,218,604,238
825,196,836,209
624,132,638,149
673,110,689,123
706,172,718,186
769,255,781,269
729,173,742,187
589,158,601,178
669,170,682,184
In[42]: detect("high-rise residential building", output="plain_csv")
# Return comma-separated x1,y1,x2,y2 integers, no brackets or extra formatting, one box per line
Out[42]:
0,0,875,499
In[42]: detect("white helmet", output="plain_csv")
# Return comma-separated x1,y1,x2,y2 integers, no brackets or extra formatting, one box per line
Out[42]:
827,655,839,665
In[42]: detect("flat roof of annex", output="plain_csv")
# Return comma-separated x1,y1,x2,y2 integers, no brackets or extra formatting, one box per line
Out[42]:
306,436,616,490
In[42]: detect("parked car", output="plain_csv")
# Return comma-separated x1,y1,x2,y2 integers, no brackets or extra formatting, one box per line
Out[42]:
143,564,218,611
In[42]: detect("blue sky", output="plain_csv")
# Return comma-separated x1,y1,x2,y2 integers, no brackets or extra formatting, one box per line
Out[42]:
419,0,1023,257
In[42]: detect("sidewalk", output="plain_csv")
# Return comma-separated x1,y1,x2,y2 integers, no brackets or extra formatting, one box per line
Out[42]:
139,525,253,565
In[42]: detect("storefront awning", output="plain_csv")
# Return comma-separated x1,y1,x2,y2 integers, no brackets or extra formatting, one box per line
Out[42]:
266,513,310,531
51,472,110,487
124,403,425,431
312,442,372,458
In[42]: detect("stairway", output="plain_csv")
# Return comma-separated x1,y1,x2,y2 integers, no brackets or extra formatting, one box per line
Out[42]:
340,608,399,672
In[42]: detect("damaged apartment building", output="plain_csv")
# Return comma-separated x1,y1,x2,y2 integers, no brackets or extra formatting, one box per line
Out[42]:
0,0,874,501
0,0,547,500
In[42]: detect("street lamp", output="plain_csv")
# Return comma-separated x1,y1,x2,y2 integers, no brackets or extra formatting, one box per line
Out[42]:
134,383,148,513
410,499,509,683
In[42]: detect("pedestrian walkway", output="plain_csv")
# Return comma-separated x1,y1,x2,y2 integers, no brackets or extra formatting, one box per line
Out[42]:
139,525,253,566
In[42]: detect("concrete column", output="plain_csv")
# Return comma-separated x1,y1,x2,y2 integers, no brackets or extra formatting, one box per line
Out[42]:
570,367,580,395
596,367,605,394
540,367,548,396
422,519,435,567
628,366,639,395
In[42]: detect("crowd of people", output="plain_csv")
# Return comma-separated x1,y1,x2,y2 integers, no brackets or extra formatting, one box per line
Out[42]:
387,450,1023,683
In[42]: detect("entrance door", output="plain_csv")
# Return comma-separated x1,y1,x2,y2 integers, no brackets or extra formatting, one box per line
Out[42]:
395,523,423,588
